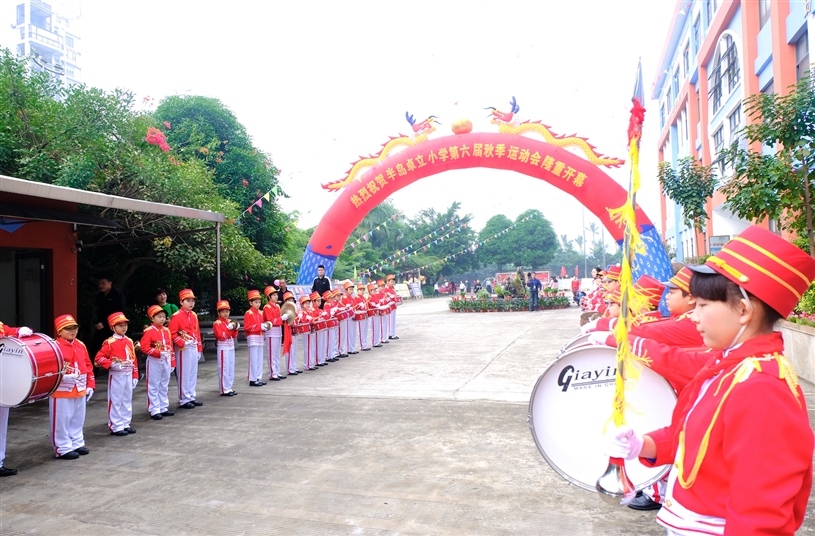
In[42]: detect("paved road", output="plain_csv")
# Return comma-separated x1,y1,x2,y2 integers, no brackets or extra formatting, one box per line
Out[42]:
2,298,814,534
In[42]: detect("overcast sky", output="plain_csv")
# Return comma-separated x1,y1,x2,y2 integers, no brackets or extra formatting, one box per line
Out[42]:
22,0,678,248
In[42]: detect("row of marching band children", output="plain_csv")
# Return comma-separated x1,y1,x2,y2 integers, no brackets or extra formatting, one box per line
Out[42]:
575,225,815,535
0,277,402,475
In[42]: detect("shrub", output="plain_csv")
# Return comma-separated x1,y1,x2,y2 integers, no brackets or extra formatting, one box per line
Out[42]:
476,289,490,299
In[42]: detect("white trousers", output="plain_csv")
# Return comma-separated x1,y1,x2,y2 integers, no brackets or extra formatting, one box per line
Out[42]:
286,335,299,374
363,317,372,349
316,330,327,364
382,312,390,341
108,371,133,432
305,333,316,368
0,406,7,467
373,315,381,345
329,327,339,358
247,344,264,381
176,346,199,405
338,319,348,355
350,320,360,353
50,396,86,455
146,356,171,415
644,474,668,504
266,334,282,378
390,309,397,337
217,347,235,393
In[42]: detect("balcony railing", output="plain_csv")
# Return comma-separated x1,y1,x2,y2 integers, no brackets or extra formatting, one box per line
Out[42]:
28,25,62,50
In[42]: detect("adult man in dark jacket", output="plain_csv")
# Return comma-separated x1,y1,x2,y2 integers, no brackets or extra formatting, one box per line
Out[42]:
91,275,126,355
311,266,331,309
527,273,542,312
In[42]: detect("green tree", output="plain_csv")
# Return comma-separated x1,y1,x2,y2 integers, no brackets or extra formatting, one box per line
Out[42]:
476,214,514,269
657,156,716,233
506,209,559,268
721,73,815,257
155,95,288,256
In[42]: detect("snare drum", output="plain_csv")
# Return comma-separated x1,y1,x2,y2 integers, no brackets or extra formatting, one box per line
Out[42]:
292,323,310,335
366,309,377,317
559,331,613,355
326,318,339,329
528,346,676,493
354,311,367,321
313,320,328,331
0,333,65,407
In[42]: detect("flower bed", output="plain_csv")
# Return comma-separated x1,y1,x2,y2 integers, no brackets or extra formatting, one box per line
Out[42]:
448,295,570,312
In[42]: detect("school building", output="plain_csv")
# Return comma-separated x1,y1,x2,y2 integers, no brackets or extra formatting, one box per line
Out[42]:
652,0,812,261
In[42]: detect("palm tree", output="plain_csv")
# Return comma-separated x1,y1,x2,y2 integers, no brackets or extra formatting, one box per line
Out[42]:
587,222,600,247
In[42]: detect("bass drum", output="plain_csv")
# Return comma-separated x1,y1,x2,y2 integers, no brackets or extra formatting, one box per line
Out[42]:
559,331,613,355
528,346,676,492
0,333,65,407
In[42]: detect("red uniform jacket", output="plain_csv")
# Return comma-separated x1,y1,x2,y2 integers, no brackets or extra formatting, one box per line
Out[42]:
95,335,139,380
53,338,95,398
354,295,367,313
262,303,284,327
140,325,175,367
638,333,812,535
323,301,338,318
295,308,315,327
243,308,264,337
212,318,239,347
0,322,21,338
169,309,202,351
597,312,703,349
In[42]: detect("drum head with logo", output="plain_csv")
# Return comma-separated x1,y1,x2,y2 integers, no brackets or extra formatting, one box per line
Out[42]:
528,346,676,492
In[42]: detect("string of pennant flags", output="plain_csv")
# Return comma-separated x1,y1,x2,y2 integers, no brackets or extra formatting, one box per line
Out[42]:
359,215,536,277
237,185,286,223
350,217,459,254
357,218,463,274
347,212,405,246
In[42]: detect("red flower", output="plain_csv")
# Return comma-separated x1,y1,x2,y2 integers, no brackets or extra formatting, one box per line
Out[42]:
242,179,249,186
163,121,171,129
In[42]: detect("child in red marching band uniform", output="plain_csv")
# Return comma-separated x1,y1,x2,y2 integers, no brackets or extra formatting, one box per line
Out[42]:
340,282,355,355
282,292,301,376
94,312,139,436
364,283,377,349
140,306,175,420
50,315,94,458
295,295,317,371
385,275,400,340
263,286,287,381
323,290,340,363
352,282,367,353
212,300,239,396
311,292,330,366
244,290,266,386
0,321,32,476
169,289,203,408
603,226,815,535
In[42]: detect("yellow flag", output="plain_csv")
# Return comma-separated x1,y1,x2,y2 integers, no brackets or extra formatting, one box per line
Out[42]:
263,192,271,201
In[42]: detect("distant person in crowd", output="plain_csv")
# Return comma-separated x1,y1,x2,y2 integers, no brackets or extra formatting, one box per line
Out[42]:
91,275,126,356
590,267,603,290
459,281,466,294
486,279,493,295
311,266,331,309
276,279,289,303
571,276,582,305
465,280,471,293
150,288,178,327
527,273,542,311
434,282,440,297
550,276,559,289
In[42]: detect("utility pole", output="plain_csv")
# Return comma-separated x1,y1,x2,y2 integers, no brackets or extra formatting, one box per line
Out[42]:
601,226,606,268
582,208,587,277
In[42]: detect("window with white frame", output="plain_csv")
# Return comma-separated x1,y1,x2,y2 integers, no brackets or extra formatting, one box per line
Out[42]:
713,127,724,154
65,35,74,48
683,44,690,76
672,67,680,97
728,105,741,143
693,17,701,53
796,32,809,82
708,35,740,114
759,0,771,29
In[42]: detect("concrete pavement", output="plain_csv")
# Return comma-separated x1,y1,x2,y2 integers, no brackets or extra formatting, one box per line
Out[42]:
1,298,814,535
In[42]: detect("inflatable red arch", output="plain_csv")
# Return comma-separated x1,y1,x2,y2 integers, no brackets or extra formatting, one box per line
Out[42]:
296,131,672,286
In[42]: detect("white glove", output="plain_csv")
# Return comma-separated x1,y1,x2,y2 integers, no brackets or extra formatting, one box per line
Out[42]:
132,378,138,389
160,351,171,360
261,322,269,332
281,314,289,321
185,339,197,347
603,425,645,461
85,388,94,402
587,332,613,347
581,319,599,334
110,362,123,372
18,326,33,337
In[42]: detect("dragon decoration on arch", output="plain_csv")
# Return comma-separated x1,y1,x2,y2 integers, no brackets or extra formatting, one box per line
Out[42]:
321,97,625,192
